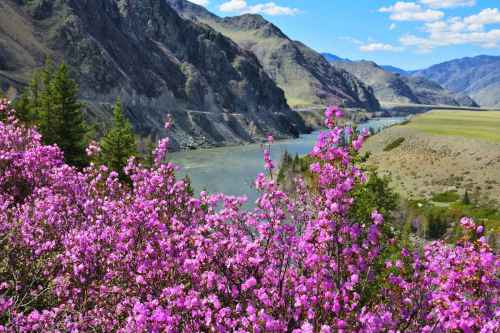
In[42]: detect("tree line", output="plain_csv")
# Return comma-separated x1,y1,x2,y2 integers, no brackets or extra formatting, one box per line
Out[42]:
14,60,138,177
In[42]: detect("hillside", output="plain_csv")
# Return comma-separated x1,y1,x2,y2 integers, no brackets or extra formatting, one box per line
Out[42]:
331,60,477,107
166,0,380,111
412,55,500,108
364,110,500,201
0,0,306,149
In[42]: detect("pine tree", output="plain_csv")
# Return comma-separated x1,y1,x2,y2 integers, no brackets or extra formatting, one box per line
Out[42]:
463,190,471,205
13,61,51,124
100,98,138,180
40,63,88,167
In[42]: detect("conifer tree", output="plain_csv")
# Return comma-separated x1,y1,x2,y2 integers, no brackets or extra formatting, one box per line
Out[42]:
100,98,138,180
13,60,53,124
463,190,471,205
41,63,88,167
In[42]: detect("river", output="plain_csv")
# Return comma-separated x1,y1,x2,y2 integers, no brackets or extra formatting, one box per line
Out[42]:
169,117,407,205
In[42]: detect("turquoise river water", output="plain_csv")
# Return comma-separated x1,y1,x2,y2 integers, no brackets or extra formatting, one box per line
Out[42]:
170,117,407,205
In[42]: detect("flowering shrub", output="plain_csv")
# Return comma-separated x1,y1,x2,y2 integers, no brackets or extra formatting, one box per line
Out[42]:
0,100,498,332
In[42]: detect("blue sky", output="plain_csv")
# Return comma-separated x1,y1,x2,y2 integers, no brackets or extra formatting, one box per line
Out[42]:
189,1,500,70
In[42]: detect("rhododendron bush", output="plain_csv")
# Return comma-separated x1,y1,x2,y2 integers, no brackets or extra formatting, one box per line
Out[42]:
0,99,498,332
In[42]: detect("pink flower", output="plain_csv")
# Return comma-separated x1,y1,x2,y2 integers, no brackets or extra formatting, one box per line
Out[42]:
242,277,257,291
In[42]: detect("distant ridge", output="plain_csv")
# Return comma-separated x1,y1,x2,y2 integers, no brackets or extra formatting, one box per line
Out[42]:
412,55,500,108
381,65,408,76
330,60,477,107
321,53,351,62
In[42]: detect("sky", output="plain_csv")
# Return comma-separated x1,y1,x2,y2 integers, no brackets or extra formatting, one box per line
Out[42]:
188,0,500,70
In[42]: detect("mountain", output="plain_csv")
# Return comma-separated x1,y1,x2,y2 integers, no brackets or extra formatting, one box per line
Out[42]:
0,0,306,149
331,61,419,105
166,0,380,111
381,65,408,76
412,55,500,108
401,76,477,107
330,60,477,107
321,53,350,62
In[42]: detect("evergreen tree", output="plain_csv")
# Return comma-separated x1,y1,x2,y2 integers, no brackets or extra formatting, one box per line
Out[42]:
15,60,88,167
463,190,471,205
40,63,88,167
100,98,138,180
13,60,53,124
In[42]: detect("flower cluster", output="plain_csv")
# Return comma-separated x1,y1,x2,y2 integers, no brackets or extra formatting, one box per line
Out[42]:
0,99,498,332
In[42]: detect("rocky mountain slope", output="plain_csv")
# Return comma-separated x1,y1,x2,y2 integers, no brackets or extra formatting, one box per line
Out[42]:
331,60,477,107
166,0,380,111
0,0,306,149
412,55,500,108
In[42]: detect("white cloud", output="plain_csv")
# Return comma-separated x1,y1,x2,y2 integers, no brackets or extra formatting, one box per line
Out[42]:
401,10,500,51
389,23,397,30
464,8,500,29
379,2,444,22
220,0,247,12
360,43,404,52
188,0,210,6
219,1,299,16
402,8,500,51
419,0,476,9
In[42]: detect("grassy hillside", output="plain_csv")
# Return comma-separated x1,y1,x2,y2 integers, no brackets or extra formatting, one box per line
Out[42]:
363,110,500,202
404,110,500,143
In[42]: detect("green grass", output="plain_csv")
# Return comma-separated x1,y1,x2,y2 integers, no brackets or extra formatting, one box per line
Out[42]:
402,110,500,142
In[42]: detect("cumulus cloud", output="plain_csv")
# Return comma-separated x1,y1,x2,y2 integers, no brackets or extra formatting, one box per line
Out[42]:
464,8,500,29
189,0,210,6
219,1,299,16
220,0,247,12
379,2,444,22
360,43,404,52
400,8,500,51
419,0,476,9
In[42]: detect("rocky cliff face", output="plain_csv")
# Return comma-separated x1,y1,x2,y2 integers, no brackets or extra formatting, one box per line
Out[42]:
331,60,477,107
166,0,380,111
0,0,306,149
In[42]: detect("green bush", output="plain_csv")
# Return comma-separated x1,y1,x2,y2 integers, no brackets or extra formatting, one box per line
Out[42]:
383,137,405,152
431,191,460,203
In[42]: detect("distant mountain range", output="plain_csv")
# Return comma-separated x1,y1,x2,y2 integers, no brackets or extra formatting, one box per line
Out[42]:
166,0,380,111
381,65,408,76
322,53,351,63
325,53,500,108
411,55,500,108
329,60,477,107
